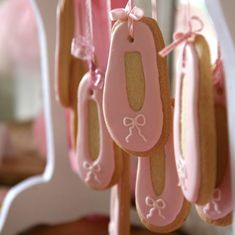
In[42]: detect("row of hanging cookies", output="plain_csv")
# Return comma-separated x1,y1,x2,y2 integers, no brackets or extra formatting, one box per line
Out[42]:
55,0,232,234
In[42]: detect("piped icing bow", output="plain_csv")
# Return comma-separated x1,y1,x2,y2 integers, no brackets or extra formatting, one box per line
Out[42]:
71,35,94,61
83,161,101,184
123,114,147,143
145,196,166,220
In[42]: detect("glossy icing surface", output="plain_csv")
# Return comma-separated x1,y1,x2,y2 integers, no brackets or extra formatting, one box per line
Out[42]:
136,130,186,228
174,43,200,202
76,74,117,190
103,20,163,153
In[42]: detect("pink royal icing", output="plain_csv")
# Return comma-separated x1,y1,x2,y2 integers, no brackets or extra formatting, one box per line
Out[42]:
136,130,186,228
103,20,164,153
174,43,200,202
76,73,117,190
196,58,232,221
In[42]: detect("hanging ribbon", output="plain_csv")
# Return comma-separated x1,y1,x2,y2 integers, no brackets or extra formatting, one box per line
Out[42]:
159,16,204,58
71,0,103,89
110,0,144,39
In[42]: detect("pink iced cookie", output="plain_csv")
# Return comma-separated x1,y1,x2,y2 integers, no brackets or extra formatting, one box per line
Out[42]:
196,59,232,225
174,35,216,204
103,17,171,156
136,123,190,233
76,73,122,190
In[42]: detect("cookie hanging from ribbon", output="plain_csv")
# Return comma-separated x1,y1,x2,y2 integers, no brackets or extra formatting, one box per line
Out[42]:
173,34,217,205
103,5,172,156
76,68,123,190
196,54,232,226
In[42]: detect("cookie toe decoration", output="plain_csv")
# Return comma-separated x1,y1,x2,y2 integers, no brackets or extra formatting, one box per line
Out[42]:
103,14,171,156
136,129,190,233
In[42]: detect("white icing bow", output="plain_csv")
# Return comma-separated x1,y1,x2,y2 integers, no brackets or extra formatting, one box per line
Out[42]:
83,161,101,184
123,114,147,143
145,196,166,220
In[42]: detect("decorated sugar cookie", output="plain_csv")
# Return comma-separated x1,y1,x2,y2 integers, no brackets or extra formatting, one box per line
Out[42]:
103,10,172,156
173,34,217,204
76,67,122,190
135,114,190,233
196,56,232,226
56,0,111,148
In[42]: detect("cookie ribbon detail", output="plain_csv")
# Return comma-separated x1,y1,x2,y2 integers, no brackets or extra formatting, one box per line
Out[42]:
83,161,101,184
123,114,147,143
145,196,166,220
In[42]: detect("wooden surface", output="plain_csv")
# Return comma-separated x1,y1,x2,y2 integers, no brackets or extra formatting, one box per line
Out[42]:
20,216,185,235
0,154,45,186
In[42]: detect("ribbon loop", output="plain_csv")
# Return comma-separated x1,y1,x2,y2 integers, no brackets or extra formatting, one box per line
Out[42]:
110,5,144,22
71,35,95,61
89,62,104,90
159,16,204,58
110,3,144,38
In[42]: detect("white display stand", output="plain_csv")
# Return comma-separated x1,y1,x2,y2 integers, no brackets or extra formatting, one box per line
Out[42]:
0,1,110,234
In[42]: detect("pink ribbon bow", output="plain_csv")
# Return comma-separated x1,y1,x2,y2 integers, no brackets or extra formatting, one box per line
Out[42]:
110,5,144,21
89,62,104,90
71,37,103,90
110,3,144,38
159,16,204,58
71,35,94,61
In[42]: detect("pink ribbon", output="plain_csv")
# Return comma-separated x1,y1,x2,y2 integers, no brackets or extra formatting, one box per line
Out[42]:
110,3,144,38
71,35,95,61
71,37,103,90
89,61,104,90
159,16,204,58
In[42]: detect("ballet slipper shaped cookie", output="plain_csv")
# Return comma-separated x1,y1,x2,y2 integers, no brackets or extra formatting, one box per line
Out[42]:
103,17,172,156
196,60,232,226
136,130,190,233
76,73,122,190
174,35,216,204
